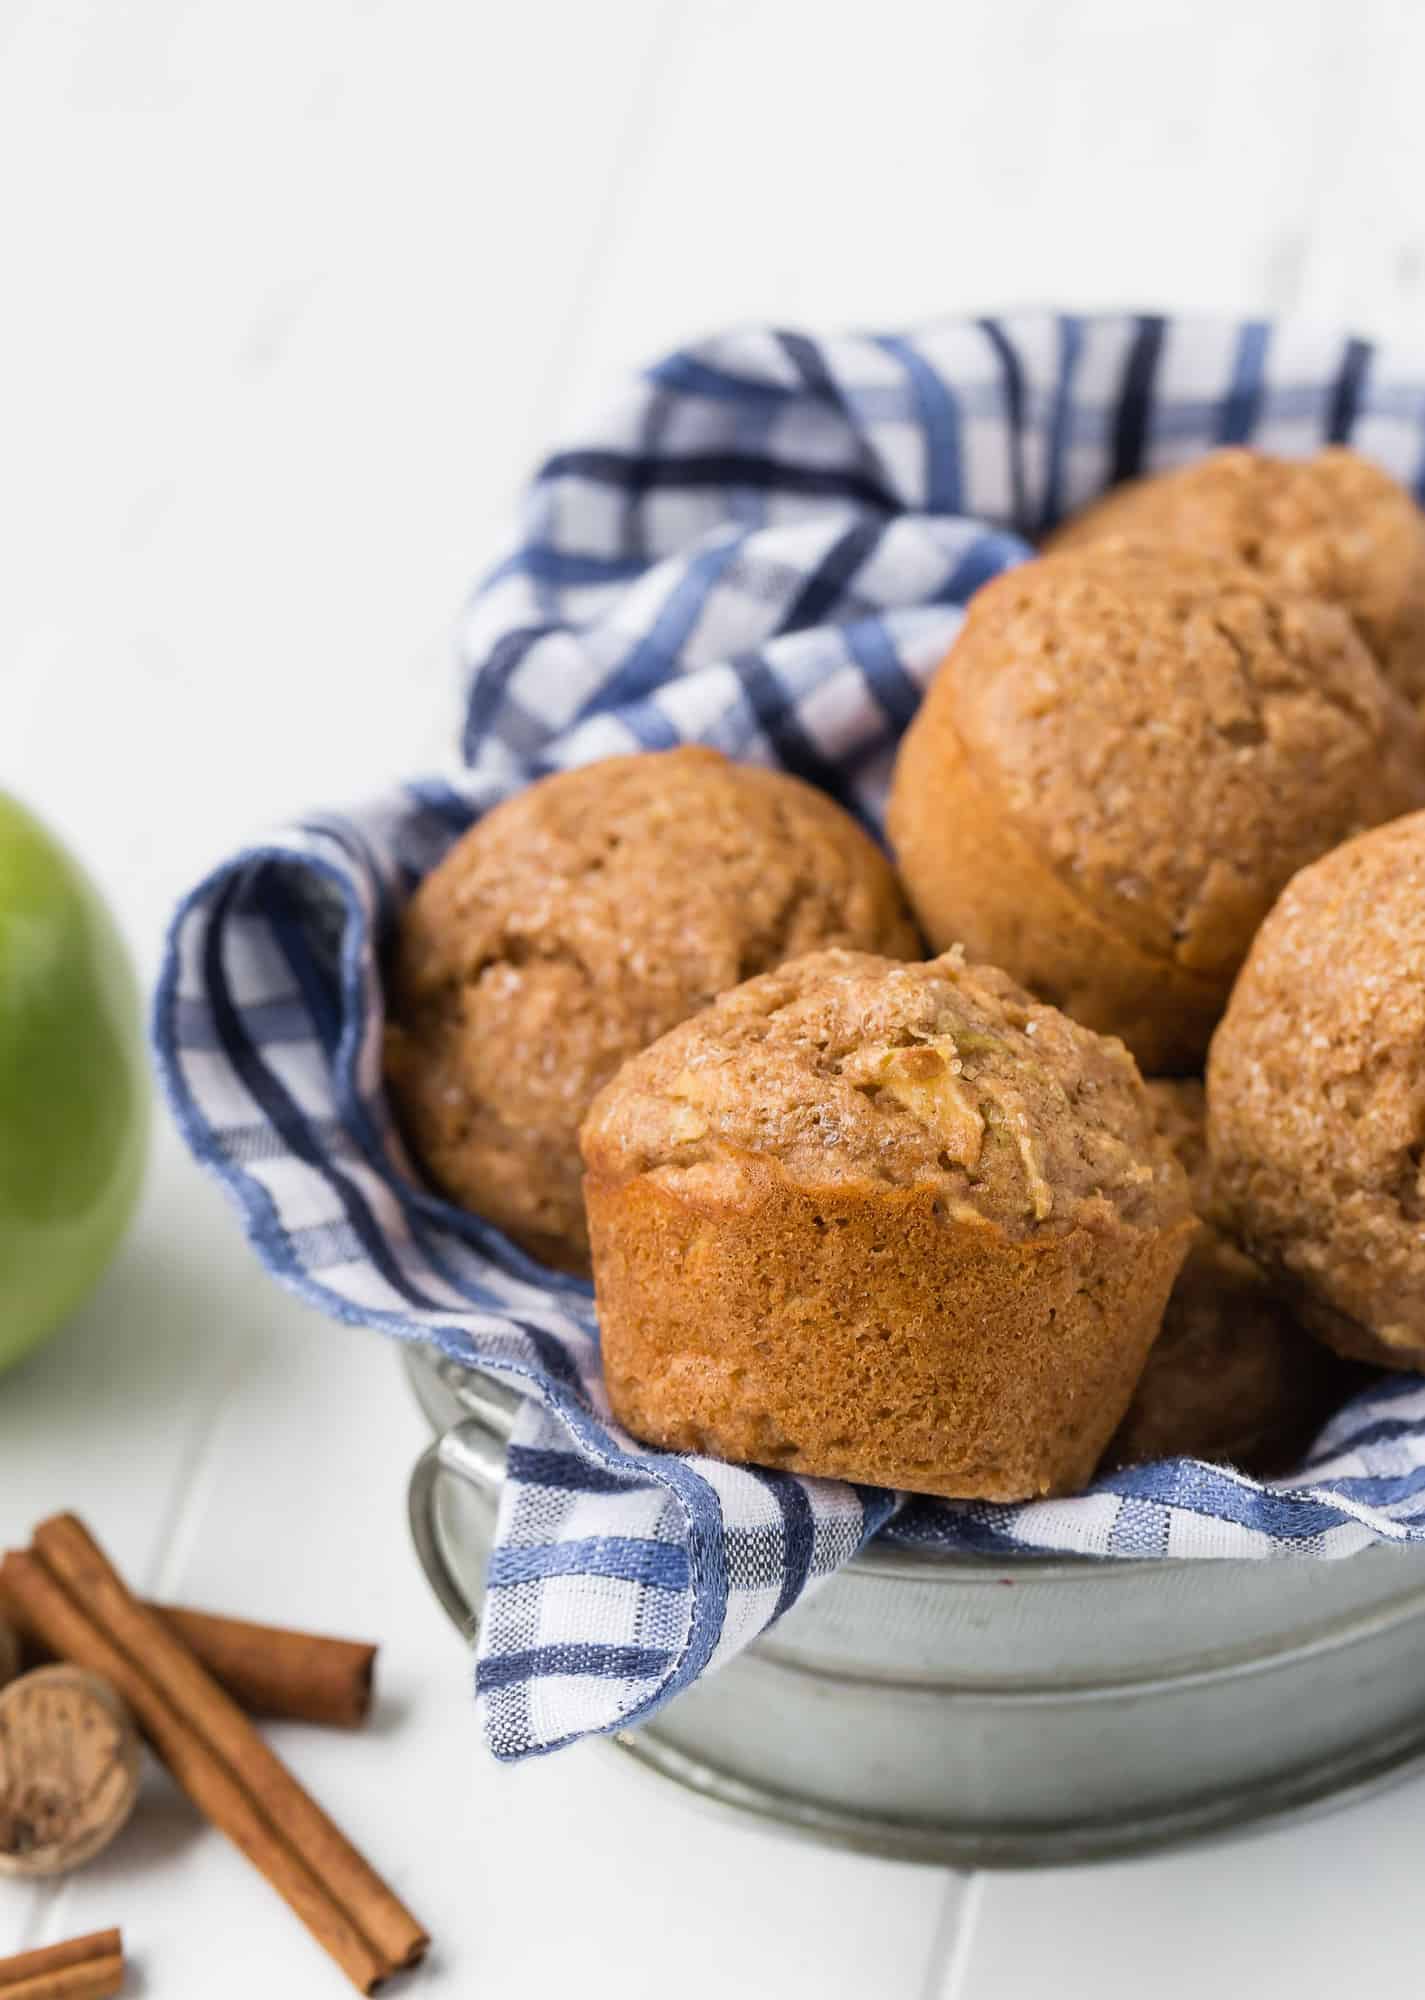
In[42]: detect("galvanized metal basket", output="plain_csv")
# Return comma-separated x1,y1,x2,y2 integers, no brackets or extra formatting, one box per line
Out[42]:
406,1345,1425,1866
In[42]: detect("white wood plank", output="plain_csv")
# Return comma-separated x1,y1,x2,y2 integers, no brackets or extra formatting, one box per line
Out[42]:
0,1127,278,1957
0,0,682,879
548,0,1336,432
1289,0,1425,341
0,1133,255,1574
942,1772,1425,2000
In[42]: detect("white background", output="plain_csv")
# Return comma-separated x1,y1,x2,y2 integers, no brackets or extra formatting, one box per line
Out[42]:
5,2,1425,1993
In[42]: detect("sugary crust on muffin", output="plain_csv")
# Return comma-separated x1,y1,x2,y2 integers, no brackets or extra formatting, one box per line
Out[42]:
1207,811,1425,1366
580,947,1188,1241
1049,446,1425,707
887,702,1225,1072
926,546,1415,971
384,748,921,1271
887,545,1425,1068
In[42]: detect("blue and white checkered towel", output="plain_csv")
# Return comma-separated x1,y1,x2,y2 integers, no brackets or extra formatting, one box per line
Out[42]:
155,311,1425,1761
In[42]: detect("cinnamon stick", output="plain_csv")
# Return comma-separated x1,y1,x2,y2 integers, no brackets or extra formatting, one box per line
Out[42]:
153,1606,375,1728
0,1927,123,1999
8,1602,375,1729
3,1521,426,1995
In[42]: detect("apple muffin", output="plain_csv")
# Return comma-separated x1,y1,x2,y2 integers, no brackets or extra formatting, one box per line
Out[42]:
383,748,920,1273
1208,811,1425,1371
886,545,1425,1073
1049,446,1425,708
581,947,1194,1500
1106,1081,1357,1474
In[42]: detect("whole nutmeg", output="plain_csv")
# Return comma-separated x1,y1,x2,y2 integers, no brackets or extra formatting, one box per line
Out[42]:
0,1665,142,1878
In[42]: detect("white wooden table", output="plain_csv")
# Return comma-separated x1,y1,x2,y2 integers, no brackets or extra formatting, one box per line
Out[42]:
5,3,1425,1991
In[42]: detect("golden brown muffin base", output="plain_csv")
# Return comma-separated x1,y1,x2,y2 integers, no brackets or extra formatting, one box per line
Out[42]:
587,1162,1193,1502
887,705,1223,1073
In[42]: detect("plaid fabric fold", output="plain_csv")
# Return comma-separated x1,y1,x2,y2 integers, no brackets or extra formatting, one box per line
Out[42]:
155,311,1425,1760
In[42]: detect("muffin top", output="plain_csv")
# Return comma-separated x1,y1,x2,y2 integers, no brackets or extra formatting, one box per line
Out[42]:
385,748,920,1269
1050,446,1425,706
581,946,1189,1241
936,545,1422,979
1207,810,1425,1349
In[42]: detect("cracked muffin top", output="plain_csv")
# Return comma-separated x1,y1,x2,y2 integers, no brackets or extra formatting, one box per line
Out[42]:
938,544,1424,980
1049,446,1425,708
383,748,921,1271
1207,810,1425,1364
581,947,1189,1242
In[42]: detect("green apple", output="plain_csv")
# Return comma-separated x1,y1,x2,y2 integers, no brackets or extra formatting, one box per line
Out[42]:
0,791,148,1372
